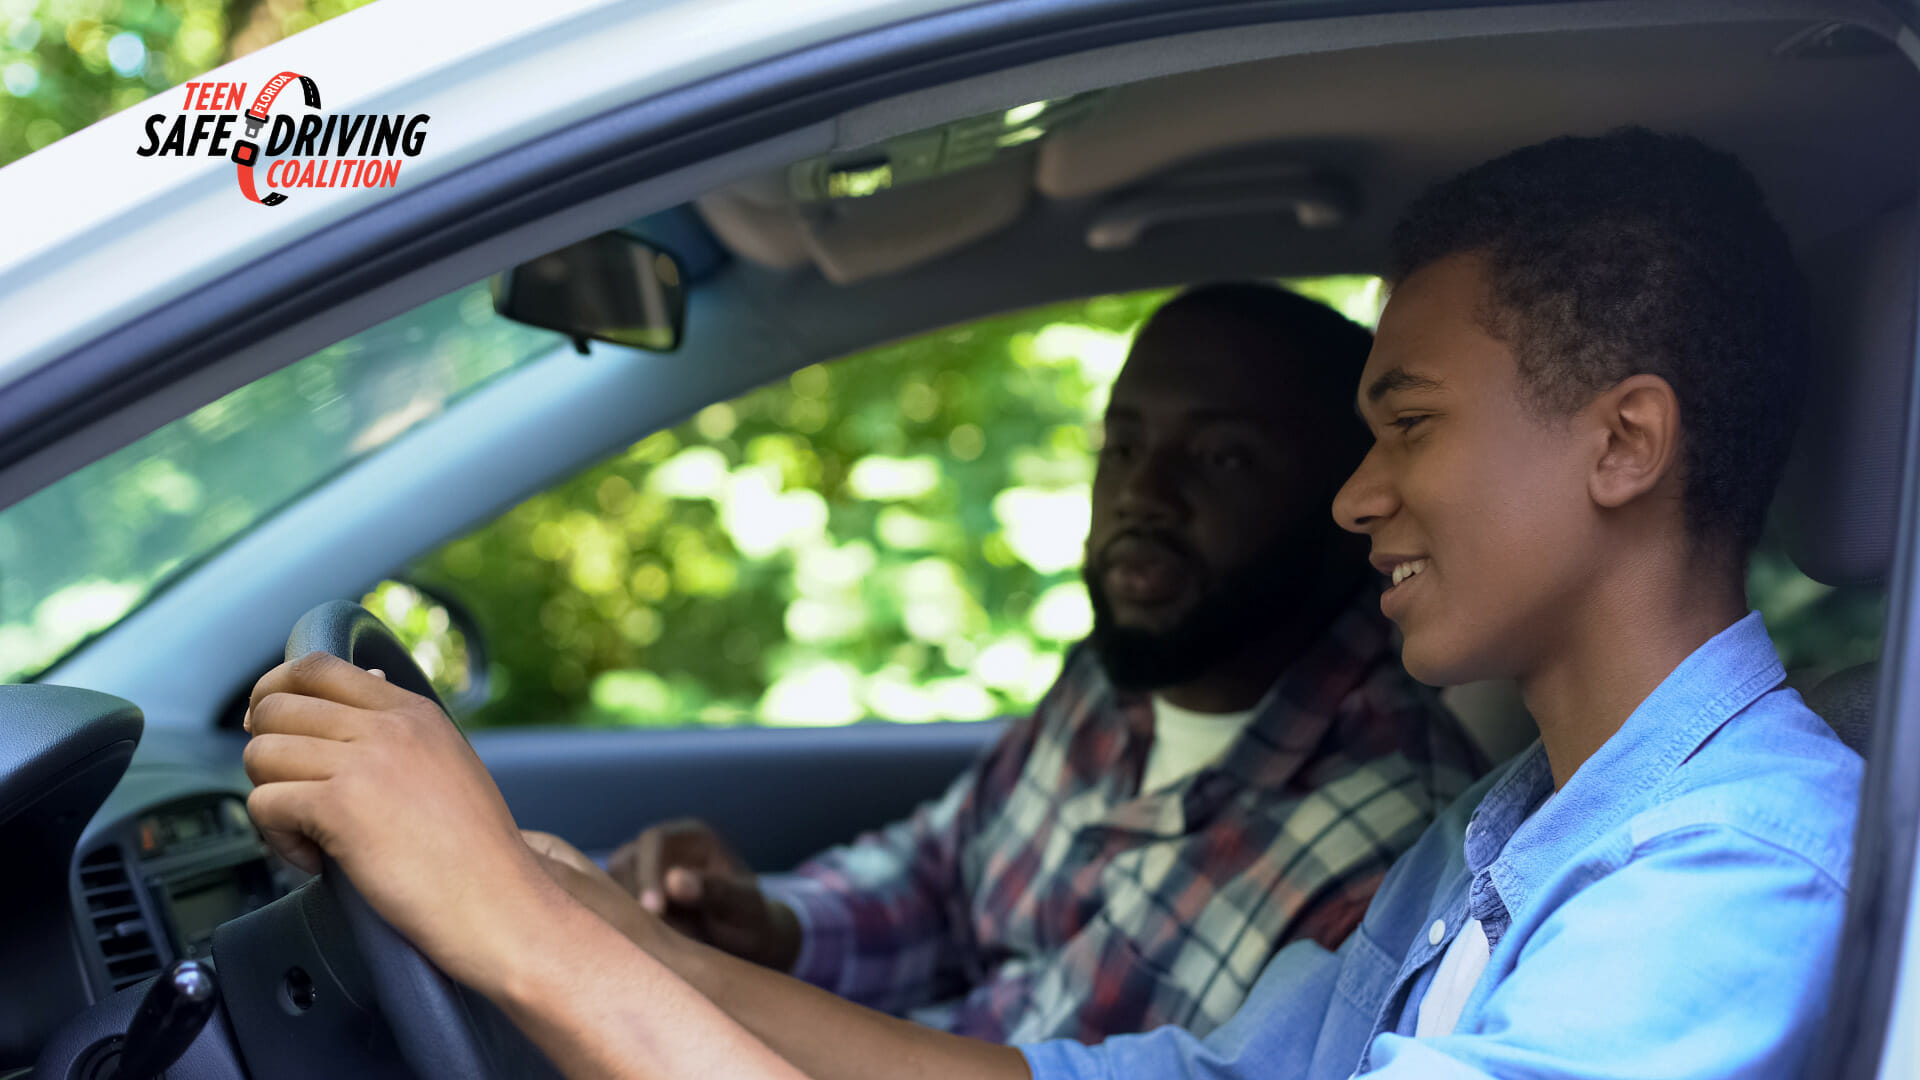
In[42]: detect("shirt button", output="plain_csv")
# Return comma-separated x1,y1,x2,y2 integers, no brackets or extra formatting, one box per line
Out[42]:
1429,919,1447,946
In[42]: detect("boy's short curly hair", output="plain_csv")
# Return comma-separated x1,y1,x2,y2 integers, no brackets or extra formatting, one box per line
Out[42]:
1388,127,1811,551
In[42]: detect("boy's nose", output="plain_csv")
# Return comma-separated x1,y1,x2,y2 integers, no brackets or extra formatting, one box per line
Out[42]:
1332,445,1394,534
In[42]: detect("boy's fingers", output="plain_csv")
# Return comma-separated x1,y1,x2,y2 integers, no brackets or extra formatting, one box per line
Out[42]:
248,651,418,718
242,732,349,785
264,830,323,876
607,842,638,894
523,830,598,877
246,692,372,742
246,781,330,874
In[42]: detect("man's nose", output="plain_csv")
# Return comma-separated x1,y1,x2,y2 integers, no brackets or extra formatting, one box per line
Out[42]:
1115,448,1185,524
1331,444,1394,534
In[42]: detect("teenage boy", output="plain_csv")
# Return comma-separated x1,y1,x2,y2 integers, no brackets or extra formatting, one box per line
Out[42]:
242,127,1862,1080
597,283,1483,1044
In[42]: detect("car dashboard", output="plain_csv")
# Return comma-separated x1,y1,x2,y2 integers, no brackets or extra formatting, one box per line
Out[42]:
78,793,290,993
64,726,299,991
1,716,296,1077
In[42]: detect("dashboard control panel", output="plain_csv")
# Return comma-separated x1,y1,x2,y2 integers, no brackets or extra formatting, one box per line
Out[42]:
76,794,293,991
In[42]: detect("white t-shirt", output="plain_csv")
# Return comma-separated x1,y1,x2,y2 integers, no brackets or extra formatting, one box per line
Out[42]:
1416,796,1552,1038
1415,916,1491,1038
1141,695,1258,793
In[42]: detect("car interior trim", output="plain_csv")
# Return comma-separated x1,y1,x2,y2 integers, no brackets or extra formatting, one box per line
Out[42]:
1817,215,1920,1080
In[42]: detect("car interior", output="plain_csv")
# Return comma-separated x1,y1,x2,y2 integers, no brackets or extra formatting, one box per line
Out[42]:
5,2,1920,1078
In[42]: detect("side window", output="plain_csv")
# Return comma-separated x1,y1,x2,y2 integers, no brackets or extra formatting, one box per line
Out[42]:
407,281,1384,730
396,277,1877,731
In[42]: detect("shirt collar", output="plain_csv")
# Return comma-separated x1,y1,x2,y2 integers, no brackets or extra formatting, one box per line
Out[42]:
1473,610,1786,924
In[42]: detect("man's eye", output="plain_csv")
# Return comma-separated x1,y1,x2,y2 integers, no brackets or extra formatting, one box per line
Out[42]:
1203,449,1251,470
1391,414,1431,434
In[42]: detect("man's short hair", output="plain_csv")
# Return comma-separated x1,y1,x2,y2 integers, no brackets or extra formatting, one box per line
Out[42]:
1387,127,1811,551
1143,282,1376,471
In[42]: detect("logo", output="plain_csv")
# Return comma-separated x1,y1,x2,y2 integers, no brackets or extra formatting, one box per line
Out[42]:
136,73,431,207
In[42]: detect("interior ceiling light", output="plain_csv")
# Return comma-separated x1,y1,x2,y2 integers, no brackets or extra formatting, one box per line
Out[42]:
787,91,1107,202
1003,101,1048,126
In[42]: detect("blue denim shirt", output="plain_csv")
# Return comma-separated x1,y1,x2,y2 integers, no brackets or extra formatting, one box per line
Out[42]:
1020,612,1861,1079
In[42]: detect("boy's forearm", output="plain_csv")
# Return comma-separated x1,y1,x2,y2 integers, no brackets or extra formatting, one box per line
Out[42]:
662,929,1033,1080
481,881,815,1080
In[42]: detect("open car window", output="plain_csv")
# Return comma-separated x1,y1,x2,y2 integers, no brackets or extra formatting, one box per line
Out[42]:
383,277,1882,732
0,282,561,682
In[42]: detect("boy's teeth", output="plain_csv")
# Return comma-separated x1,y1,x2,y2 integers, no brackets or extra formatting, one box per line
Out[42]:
1391,559,1428,586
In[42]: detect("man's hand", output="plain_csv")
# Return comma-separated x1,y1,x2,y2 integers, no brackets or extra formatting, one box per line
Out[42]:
241,652,562,993
608,819,801,971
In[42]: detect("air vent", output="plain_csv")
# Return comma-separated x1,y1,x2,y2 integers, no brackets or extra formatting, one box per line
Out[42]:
78,846,162,990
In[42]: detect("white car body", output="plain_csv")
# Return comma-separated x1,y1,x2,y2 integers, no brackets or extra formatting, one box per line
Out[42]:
0,0,957,391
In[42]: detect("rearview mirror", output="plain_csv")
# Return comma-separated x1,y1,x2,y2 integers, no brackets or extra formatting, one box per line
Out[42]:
491,231,686,353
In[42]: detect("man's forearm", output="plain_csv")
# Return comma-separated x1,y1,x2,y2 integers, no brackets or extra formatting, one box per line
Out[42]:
662,929,1032,1080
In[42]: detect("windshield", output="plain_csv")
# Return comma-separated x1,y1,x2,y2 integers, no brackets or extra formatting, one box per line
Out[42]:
0,281,561,682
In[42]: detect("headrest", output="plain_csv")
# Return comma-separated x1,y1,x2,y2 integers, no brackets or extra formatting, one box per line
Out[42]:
1777,201,1916,587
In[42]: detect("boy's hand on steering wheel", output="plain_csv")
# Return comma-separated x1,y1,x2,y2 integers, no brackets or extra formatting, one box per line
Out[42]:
241,651,564,994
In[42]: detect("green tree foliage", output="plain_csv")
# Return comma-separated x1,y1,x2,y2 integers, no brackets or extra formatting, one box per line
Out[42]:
0,0,376,168
0,284,554,680
408,290,1185,730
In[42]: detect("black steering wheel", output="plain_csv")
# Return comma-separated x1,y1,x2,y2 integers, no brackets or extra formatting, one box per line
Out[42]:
274,600,558,1080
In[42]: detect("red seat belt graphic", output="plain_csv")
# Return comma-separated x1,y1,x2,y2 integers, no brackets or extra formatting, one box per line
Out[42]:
230,71,319,207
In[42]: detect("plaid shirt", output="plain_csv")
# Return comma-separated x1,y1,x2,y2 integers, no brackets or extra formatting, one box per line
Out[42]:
765,593,1484,1044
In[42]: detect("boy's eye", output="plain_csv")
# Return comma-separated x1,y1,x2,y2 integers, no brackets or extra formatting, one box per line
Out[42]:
1391,414,1432,434
1202,449,1251,470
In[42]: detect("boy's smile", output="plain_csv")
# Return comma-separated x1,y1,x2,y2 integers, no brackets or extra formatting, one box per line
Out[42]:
1374,554,1432,621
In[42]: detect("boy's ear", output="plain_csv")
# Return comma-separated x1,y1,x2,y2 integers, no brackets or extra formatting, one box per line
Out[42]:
1587,373,1683,512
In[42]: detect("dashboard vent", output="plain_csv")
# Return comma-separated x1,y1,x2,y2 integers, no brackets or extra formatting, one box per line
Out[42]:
78,846,162,990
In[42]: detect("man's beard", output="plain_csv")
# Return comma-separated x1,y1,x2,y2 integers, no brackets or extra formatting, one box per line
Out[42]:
1084,531,1321,693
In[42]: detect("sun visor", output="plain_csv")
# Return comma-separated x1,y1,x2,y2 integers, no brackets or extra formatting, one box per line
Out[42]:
696,155,1031,284
799,156,1031,284
695,188,814,270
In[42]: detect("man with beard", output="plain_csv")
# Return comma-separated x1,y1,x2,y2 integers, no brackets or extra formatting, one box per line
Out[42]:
598,283,1485,1043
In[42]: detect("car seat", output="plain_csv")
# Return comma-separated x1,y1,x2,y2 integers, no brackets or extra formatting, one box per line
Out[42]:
1776,200,1917,758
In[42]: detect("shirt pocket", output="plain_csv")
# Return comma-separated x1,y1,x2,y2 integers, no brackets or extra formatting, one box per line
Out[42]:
1333,920,1399,1022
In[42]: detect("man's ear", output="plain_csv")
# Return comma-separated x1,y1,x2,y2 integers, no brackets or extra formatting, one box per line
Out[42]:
1587,373,1682,511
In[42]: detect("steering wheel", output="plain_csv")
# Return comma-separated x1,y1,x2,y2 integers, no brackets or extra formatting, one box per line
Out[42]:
280,600,558,1080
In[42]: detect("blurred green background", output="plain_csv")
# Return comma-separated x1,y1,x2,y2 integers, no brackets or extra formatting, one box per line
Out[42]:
0,1,1887,731
0,0,379,167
